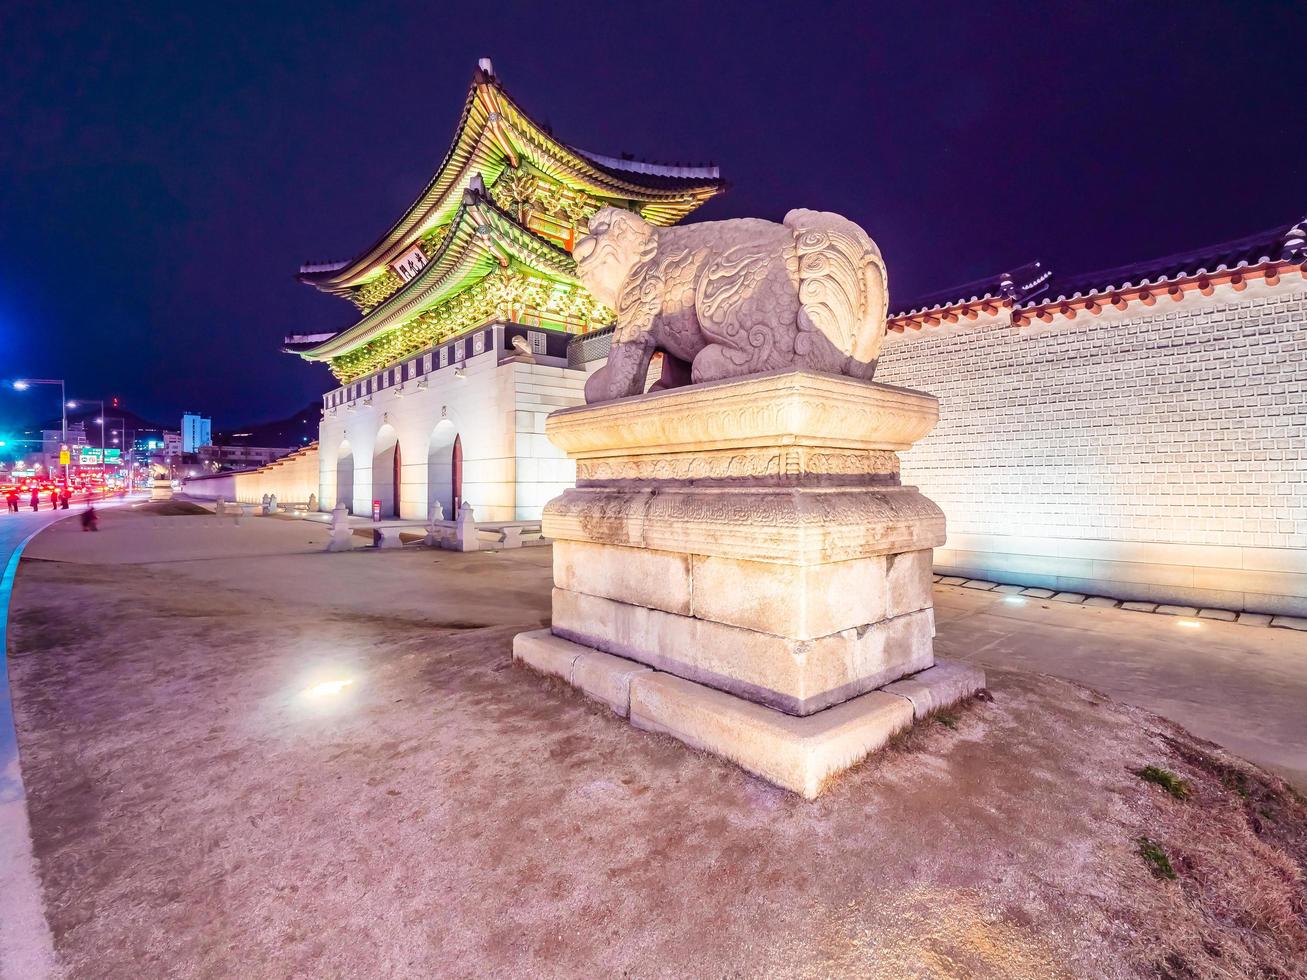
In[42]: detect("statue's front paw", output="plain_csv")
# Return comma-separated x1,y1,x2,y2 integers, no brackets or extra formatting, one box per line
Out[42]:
584,365,614,404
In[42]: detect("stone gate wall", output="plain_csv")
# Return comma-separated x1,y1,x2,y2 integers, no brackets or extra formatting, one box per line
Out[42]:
875,277,1307,615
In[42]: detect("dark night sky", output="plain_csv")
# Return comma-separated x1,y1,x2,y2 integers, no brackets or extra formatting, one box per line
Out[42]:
1,0,1303,431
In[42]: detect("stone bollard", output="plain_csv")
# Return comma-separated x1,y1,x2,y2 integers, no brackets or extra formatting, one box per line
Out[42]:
424,501,446,548
455,502,478,552
260,494,270,515
327,503,353,552
215,497,226,516
308,493,318,513
233,503,247,526
268,493,279,515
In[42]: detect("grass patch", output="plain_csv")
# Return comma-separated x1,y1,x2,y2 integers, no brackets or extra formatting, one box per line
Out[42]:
1136,765,1191,800
1222,769,1251,798
1137,837,1177,880
935,711,959,730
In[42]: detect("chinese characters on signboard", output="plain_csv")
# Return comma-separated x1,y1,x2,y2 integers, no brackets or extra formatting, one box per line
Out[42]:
391,245,428,283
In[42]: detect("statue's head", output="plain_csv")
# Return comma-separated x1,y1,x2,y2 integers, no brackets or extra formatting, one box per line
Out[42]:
573,207,655,308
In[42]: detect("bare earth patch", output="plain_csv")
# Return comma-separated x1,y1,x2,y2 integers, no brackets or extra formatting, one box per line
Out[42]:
6,512,1306,978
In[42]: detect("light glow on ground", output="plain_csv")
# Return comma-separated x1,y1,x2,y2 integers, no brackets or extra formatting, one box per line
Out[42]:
302,677,355,699
1176,619,1203,629
1002,596,1027,605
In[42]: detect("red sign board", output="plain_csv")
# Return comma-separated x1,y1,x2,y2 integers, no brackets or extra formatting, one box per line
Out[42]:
372,500,381,521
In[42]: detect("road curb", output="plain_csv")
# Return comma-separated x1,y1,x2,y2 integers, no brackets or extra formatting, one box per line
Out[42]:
0,518,66,980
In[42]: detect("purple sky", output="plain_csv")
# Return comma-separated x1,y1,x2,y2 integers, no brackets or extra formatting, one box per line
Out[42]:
2,0,1303,429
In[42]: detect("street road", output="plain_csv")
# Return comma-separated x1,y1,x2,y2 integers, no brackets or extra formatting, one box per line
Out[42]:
0,497,119,980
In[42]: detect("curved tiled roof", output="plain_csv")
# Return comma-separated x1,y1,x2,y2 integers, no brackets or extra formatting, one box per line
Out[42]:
1018,215,1305,308
285,186,576,360
890,213,1305,328
298,60,723,294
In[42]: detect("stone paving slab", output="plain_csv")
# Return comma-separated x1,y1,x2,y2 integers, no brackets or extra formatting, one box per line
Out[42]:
1051,592,1087,603
962,580,997,590
1271,616,1307,632
1121,601,1158,613
1020,588,1055,598
1239,613,1273,627
1084,597,1120,608
1198,608,1238,622
994,584,1025,594
1156,604,1200,617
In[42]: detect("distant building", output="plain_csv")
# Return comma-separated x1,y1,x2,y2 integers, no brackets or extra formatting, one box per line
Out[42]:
182,413,212,453
162,431,182,458
199,444,296,470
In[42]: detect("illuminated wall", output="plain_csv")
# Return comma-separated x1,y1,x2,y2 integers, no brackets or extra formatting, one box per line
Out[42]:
876,276,1307,615
183,444,320,507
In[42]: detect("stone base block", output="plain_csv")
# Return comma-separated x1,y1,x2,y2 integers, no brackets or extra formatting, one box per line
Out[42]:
513,629,985,799
551,588,934,716
880,661,987,719
630,672,913,799
513,629,653,717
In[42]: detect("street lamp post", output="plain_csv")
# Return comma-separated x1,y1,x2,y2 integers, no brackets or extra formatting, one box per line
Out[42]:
13,378,67,484
99,417,133,494
69,399,106,494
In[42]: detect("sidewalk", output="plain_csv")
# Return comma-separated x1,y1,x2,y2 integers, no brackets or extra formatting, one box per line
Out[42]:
933,583,1307,789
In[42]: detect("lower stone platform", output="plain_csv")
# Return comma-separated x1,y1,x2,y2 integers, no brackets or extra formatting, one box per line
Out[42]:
513,629,985,799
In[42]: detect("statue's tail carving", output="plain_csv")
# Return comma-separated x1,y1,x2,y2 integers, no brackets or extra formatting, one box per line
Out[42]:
784,209,888,370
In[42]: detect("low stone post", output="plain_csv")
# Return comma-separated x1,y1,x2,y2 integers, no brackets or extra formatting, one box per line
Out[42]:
215,497,226,516
327,503,352,552
308,493,318,513
268,493,279,515
424,501,446,548
455,502,477,552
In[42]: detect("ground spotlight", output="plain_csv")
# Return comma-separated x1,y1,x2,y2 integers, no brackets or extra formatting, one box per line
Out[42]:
302,677,355,699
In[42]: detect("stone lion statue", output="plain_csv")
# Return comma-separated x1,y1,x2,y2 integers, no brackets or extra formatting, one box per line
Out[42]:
573,206,888,404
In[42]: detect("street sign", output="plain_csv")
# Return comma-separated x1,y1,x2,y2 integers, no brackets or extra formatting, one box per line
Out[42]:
77,448,123,465
59,449,70,465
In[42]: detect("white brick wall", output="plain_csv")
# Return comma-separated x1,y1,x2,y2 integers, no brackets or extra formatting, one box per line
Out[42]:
876,277,1307,614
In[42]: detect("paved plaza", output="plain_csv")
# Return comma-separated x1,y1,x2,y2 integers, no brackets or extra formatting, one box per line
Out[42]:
2,507,1305,977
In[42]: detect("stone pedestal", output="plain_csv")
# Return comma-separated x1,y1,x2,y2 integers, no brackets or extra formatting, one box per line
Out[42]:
514,370,984,797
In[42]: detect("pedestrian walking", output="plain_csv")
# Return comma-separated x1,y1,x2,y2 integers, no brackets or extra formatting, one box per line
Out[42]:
5,488,18,513
60,487,70,509
30,488,39,511
49,489,59,510
80,504,98,532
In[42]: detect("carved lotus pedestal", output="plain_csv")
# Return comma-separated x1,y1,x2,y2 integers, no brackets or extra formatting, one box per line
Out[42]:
513,370,984,798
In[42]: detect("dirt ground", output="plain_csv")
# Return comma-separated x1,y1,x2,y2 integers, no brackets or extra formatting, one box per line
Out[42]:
7,509,1307,978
